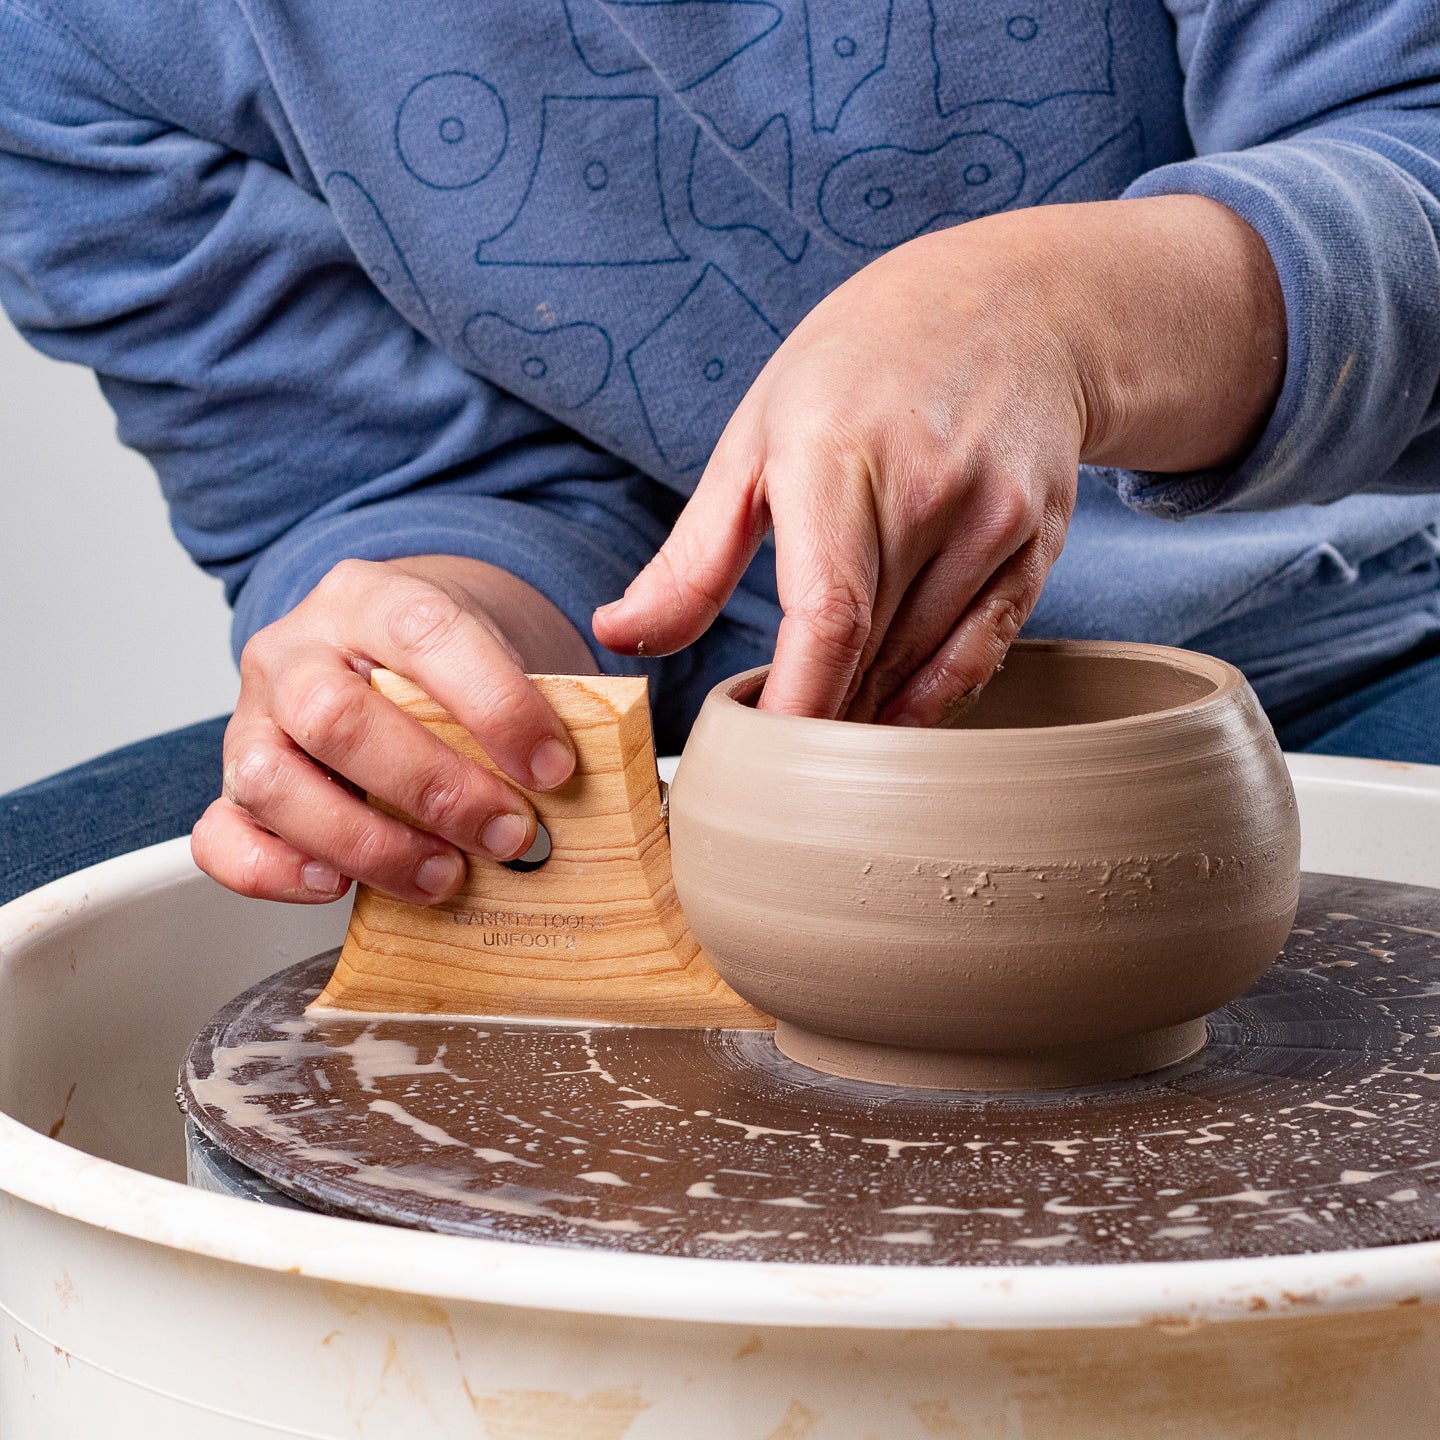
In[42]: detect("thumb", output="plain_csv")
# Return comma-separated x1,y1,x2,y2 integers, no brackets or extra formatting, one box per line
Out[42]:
593,442,768,657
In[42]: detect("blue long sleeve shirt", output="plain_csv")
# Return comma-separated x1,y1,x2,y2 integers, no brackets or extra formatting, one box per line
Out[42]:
3,0,1440,746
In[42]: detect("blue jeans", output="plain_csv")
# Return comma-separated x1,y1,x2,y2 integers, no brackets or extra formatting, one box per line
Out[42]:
5,649,1440,908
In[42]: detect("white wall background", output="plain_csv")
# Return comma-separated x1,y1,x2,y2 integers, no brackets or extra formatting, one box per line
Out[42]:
0,311,238,793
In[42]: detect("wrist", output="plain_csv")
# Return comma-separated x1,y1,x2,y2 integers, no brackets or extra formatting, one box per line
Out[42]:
934,196,1285,474
389,555,599,675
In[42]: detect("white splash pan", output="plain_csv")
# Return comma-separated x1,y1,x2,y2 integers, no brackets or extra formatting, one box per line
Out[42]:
3,755,1440,1438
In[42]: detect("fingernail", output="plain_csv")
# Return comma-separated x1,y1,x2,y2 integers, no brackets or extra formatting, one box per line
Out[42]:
302,861,343,893
529,736,575,790
938,687,983,727
481,812,529,861
415,852,465,897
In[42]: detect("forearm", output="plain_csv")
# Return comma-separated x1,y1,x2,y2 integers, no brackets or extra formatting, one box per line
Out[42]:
390,556,600,675
923,195,1287,474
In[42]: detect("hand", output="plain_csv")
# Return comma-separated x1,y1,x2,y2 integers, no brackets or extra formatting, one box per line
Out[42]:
192,556,597,905
594,197,1284,723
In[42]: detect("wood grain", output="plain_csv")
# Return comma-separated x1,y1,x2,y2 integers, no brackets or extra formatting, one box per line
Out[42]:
313,671,771,1027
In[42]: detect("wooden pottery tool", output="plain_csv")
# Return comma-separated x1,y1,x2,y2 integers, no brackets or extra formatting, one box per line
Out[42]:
315,670,770,1028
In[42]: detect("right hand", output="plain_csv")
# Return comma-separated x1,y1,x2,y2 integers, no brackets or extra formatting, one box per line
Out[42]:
191,557,582,905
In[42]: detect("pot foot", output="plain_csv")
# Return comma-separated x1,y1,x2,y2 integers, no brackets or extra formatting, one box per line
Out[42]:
773,1017,1209,1092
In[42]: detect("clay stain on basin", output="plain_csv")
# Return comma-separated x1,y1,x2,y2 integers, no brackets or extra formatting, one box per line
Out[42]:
667,642,1302,1089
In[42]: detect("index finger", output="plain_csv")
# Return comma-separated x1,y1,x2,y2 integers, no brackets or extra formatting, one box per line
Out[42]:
321,562,576,792
592,431,769,659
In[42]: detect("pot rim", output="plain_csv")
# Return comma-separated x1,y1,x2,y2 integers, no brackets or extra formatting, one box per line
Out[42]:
710,639,1246,738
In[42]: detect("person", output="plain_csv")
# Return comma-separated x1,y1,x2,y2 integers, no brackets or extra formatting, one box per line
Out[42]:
3,1,1440,911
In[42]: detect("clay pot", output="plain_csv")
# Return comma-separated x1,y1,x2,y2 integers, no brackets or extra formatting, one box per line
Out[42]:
668,640,1301,1090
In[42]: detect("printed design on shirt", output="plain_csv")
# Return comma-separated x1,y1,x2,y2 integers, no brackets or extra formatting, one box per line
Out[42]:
395,72,509,190
688,119,809,263
704,109,796,202
324,171,437,328
475,96,687,266
928,0,1114,117
804,0,894,133
627,263,782,470
561,0,646,77
818,131,1024,247
596,0,782,92
1036,115,1143,204
462,310,613,407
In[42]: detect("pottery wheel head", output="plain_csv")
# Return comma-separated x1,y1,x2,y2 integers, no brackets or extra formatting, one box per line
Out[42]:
180,874,1440,1267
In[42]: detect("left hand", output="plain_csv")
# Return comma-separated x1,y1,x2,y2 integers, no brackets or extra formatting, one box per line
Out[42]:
593,197,1283,724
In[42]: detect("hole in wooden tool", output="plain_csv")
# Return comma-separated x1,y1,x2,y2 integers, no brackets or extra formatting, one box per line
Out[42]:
504,820,552,873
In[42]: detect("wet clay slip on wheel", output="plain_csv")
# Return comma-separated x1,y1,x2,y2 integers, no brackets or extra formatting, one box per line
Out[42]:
667,641,1301,1090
